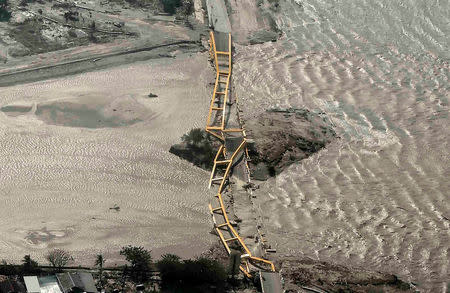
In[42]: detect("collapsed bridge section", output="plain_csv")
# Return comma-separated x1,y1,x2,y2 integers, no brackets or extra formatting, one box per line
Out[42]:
205,30,277,280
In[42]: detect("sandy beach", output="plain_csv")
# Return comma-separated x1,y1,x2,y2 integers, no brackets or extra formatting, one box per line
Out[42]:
0,52,217,266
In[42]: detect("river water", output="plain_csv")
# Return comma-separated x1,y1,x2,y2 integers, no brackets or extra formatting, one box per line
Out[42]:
234,0,449,291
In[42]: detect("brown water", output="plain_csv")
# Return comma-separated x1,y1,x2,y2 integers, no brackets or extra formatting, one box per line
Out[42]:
234,0,449,291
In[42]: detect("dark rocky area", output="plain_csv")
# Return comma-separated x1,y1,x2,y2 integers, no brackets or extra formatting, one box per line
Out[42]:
278,257,414,293
248,29,279,45
245,108,336,180
169,109,336,178
169,128,221,170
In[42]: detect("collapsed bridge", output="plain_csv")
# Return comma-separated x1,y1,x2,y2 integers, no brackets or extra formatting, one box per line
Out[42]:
204,2,282,290
206,30,275,277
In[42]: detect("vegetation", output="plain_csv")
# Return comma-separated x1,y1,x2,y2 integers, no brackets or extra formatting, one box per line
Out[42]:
177,0,194,17
0,255,41,276
0,0,11,22
0,251,246,292
46,249,73,271
22,255,41,275
170,128,218,170
181,128,207,146
157,255,227,292
160,0,194,15
156,254,183,286
120,245,152,282
0,260,19,276
161,0,181,14
95,254,105,287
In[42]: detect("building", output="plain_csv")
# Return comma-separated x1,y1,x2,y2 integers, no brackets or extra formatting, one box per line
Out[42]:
23,272,97,293
23,275,62,293
38,276,63,293
23,277,40,293
56,273,97,293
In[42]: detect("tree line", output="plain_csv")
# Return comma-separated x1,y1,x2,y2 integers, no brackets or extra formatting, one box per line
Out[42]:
0,246,236,292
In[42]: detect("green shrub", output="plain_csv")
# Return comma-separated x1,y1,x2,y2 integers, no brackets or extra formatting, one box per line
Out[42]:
0,261,19,276
182,257,227,286
157,254,183,286
157,255,227,292
182,128,207,146
120,246,152,282
22,255,41,275
0,0,11,22
174,128,216,170
161,0,181,14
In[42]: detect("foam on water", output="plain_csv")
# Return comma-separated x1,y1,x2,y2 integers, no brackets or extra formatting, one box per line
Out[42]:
234,0,449,291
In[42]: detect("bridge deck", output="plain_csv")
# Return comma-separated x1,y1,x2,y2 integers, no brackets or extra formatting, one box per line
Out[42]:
260,271,283,293
205,31,277,279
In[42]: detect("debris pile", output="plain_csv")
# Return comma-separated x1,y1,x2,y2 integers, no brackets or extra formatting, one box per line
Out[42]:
245,108,336,180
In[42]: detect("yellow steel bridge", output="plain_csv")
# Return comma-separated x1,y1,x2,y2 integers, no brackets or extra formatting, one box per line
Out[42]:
205,31,276,278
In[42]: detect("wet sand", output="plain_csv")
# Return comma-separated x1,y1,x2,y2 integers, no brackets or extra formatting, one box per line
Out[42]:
0,52,217,265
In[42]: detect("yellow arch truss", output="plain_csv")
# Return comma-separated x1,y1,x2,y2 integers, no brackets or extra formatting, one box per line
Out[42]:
205,31,276,278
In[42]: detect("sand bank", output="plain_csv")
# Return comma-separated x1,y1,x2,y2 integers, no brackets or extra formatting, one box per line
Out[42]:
0,52,217,266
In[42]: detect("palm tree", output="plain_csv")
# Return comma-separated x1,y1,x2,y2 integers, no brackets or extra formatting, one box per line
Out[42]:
95,254,105,287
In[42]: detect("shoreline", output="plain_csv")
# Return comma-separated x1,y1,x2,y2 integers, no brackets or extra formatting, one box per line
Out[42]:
0,40,201,87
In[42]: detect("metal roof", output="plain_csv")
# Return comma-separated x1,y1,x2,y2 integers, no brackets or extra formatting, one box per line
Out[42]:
23,276,40,293
38,276,62,293
56,272,97,293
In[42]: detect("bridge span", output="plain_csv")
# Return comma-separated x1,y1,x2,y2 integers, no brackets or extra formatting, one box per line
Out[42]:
204,2,283,291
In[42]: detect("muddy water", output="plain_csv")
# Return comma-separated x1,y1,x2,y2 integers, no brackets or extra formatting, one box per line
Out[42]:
234,0,449,291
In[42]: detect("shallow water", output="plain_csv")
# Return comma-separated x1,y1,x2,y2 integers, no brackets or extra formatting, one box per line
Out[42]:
1,105,32,116
35,101,143,128
234,0,449,291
